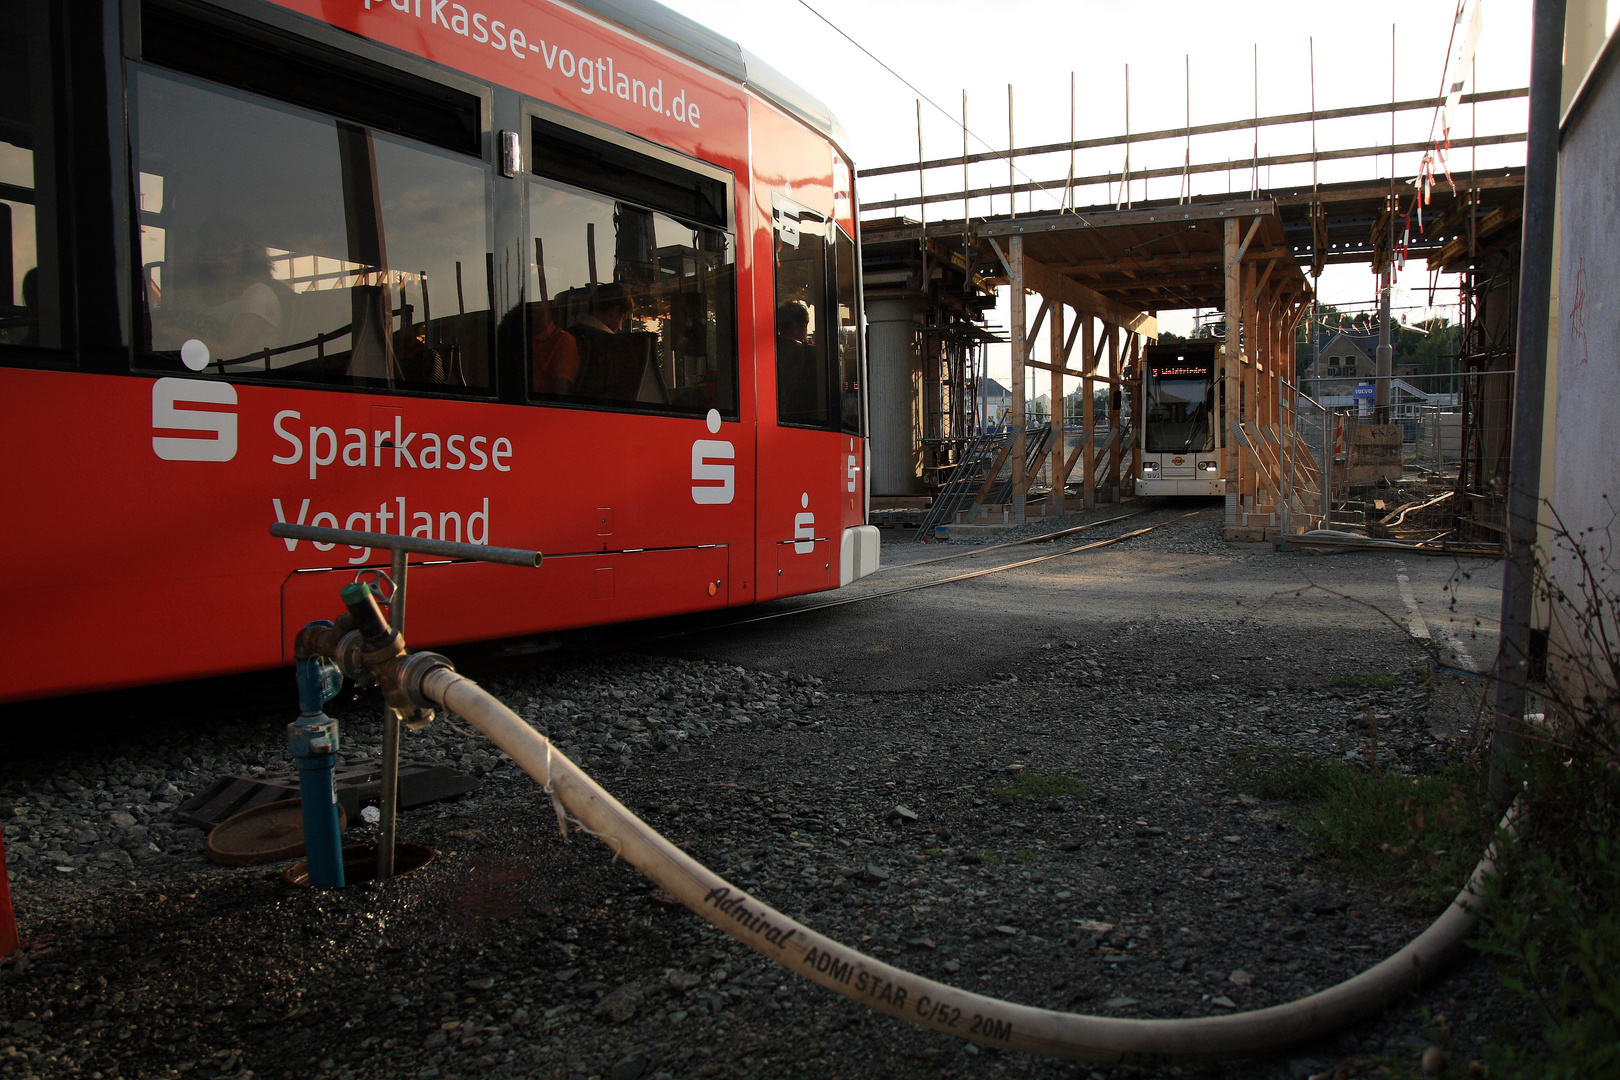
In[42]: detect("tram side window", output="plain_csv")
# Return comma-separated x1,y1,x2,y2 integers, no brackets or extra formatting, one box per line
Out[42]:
832,226,862,434
130,67,493,392
775,213,836,429
528,178,736,415
0,1,61,352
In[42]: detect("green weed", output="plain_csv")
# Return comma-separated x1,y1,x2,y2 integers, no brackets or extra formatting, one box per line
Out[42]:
993,772,1088,801
1469,716,1620,1078
1227,745,1490,909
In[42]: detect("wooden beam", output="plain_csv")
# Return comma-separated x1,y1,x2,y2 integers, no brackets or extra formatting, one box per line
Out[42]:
978,200,1276,239
1222,217,1241,523
1055,248,1295,276
1247,258,1278,306
1025,298,1051,362
989,240,1158,338
860,88,1527,177
862,133,1525,213
1231,216,1264,268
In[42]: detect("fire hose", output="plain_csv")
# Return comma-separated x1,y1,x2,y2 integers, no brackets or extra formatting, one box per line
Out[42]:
297,584,1515,1065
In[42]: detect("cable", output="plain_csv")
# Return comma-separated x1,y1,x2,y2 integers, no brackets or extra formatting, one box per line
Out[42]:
795,0,1089,223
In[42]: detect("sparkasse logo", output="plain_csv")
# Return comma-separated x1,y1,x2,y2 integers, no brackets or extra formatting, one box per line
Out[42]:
152,377,238,462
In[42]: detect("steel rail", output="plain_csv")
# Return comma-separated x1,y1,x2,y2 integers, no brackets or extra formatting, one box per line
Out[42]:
873,507,1152,573
671,509,1212,639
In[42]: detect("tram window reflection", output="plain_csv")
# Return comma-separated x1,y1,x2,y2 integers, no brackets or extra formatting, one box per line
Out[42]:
775,214,835,429
0,1,60,352
832,226,862,434
527,176,737,416
130,67,492,393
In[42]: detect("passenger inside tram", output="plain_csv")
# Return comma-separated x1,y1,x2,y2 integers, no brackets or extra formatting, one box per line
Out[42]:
148,215,290,364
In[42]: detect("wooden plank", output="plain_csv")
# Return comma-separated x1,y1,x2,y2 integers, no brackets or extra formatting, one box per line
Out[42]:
863,133,1525,213
861,88,1526,178
971,444,1013,509
1247,258,1278,306
1232,216,1265,267
1056,443,1084,488
1025,298,1051,362
1054,247,1294,276
1013,248,1159,338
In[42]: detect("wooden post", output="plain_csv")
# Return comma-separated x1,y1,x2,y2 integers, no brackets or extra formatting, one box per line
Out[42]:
1222,217,1242,530
1009,235,1027,523
1081,315,1096,510
1241,261,1259,516
1128,348,1141,487
1107,326,1121,503
1050,302,1066,516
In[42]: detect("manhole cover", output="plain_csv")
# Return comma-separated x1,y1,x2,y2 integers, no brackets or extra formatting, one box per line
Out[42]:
207,799,348,866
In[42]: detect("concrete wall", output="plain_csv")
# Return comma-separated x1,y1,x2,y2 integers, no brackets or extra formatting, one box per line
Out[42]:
1550,30,1620,680
866,296,922,495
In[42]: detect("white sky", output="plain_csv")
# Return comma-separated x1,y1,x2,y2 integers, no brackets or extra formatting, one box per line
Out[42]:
654,0,1606,385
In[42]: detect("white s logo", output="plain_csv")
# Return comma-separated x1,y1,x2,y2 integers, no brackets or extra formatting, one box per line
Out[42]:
691,409,734,505
793,492,815,553
152,377,238,462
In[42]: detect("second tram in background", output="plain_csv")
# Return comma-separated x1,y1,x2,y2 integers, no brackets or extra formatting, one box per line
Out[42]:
1136,341,1225,497
0,0,877,703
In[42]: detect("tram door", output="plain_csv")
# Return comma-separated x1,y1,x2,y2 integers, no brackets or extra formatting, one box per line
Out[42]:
757,185,863,599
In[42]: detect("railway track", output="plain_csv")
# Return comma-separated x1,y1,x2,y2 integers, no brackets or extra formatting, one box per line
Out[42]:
651,505,1215,641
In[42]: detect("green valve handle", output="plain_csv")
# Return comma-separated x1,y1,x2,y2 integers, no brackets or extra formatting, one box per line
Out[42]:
340,582,393,647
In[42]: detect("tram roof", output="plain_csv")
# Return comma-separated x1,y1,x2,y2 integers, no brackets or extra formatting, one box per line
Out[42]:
573,0,849,154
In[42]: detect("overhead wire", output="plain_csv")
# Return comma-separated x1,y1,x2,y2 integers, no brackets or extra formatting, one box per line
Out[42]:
794,0,1090,223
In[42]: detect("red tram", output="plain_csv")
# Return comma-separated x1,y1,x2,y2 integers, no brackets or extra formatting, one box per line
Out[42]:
0,0,878,703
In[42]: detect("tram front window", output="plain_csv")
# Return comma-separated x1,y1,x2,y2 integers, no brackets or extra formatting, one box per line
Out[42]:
1144,366,1215,454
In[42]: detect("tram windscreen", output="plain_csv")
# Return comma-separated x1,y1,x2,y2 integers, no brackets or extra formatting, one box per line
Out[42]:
1144,359,1215,453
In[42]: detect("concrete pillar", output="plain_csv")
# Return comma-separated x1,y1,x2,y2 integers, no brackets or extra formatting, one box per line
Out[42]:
866,296,923,496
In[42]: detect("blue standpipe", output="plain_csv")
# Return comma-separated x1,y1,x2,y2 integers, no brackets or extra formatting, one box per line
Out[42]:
290,629,346,888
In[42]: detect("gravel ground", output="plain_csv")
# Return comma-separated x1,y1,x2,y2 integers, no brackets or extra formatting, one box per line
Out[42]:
0,511,1523,1080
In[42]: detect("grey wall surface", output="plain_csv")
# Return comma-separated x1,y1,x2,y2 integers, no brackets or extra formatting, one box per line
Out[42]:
1551,39,1620,660
866,296,921,495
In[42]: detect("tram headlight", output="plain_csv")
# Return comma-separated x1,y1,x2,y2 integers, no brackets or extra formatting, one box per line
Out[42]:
1141,461,1159,474
1197,460,1218,472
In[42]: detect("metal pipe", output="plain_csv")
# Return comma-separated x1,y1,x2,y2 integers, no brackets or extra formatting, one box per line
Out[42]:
271,523,541,567
393,658,1520,1064
1490,0,1568,808
377,546,409,881
290,651,346,888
